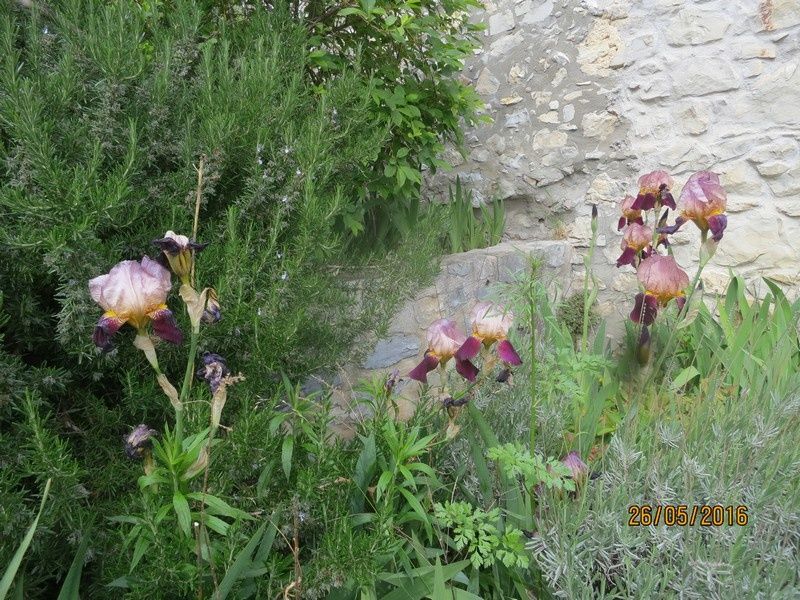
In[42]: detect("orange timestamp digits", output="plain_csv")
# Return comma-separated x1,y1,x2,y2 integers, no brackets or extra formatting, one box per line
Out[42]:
627,504,749,527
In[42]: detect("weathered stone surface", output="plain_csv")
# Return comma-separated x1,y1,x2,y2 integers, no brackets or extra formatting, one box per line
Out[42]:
505,108,531,128
421,0,800,352
766,166,800,197
475,68,500,95
489,11,515,35
520,0,554,24
581,111,618,139
586,172,626,206
577,17,623,76
675,59,740,96
760,0,800,30
533,128,568,149
363,335,420,369
666,7,730,46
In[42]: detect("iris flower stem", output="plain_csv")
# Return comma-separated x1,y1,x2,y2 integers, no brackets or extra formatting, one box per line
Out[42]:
176,327,199,443
645,231,709,392
528,260,538,455
581,230,598,355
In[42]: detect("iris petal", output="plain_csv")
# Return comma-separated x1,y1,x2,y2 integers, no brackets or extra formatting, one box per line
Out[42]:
632,192,656,211
707,213,727,242
661,191,676,210
657,216,686,236
617,216,626,231
455,358,479,382
630,293,658,325
616,246,637,268
409,352,440,384
497,340,522,366
455,335,481,361
92,312,127,351
149,307,183,344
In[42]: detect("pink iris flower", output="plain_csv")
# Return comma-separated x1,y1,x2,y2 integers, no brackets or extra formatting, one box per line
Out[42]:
616,223,654,268
454,302,522,367
630,255,690,325
658,171,728,242
89,257,182,351
409,319,479,383
617,195,644,231
630,170,676,211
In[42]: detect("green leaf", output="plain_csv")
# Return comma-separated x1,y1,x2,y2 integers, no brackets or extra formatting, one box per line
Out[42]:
186,493,253,521
173,492,192,537
431,559,448,599
56,528,91,600
130,535,150,573
282,435,294,480
217,521,268,600
0,479,51,600
671,366,700,390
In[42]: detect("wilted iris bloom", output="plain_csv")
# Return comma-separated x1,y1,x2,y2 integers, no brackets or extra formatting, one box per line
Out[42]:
196,352,230,394
201,288,222,324
617,195,644,231
124,424,157,459
409,319,479,384
631,170,676,211
630,255,690,325
658,170,727,242
152,230,209,284
385,368,401,395
89,257,182,351
616,223,653,268
455,302,522,367
561,451,588,483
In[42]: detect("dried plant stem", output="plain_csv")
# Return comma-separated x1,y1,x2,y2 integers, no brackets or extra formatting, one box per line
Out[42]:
290,495,302,599
191,155,205,288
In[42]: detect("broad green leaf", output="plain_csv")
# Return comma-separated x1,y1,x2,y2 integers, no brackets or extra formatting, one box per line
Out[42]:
671,366,700,390
431,559,448,599
172,492,191,537
281,435,293,480
186,493,253,521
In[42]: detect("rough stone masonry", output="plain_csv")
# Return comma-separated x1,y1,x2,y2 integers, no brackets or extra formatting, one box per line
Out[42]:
428,0,800,325
351,0,800,408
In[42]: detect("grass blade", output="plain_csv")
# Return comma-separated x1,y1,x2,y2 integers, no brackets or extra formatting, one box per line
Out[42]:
0,478,52,600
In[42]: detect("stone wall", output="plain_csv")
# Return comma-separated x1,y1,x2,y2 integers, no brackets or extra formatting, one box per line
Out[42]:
427,0,800,331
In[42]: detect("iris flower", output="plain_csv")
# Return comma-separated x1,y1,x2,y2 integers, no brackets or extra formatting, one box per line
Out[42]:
89,257,182,351
561,451,588,483
454,302,522,367
124,424,157,459
657,170,727,242
630,170,676,211
617,195,644,231
616,223,654,268
152,230,208,284
409,319,479,383
630,255,690,325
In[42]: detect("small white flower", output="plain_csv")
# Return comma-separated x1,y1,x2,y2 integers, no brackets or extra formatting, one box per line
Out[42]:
276,252,283,259
281,272,288,281
295,169,302,177
281,196,288,204
283,146,291,155
257,157,263,165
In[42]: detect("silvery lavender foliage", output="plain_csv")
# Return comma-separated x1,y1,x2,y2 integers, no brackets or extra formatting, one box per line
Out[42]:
522,384,800,599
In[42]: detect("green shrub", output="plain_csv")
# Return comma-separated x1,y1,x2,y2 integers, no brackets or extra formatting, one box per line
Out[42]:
0,0,443,594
